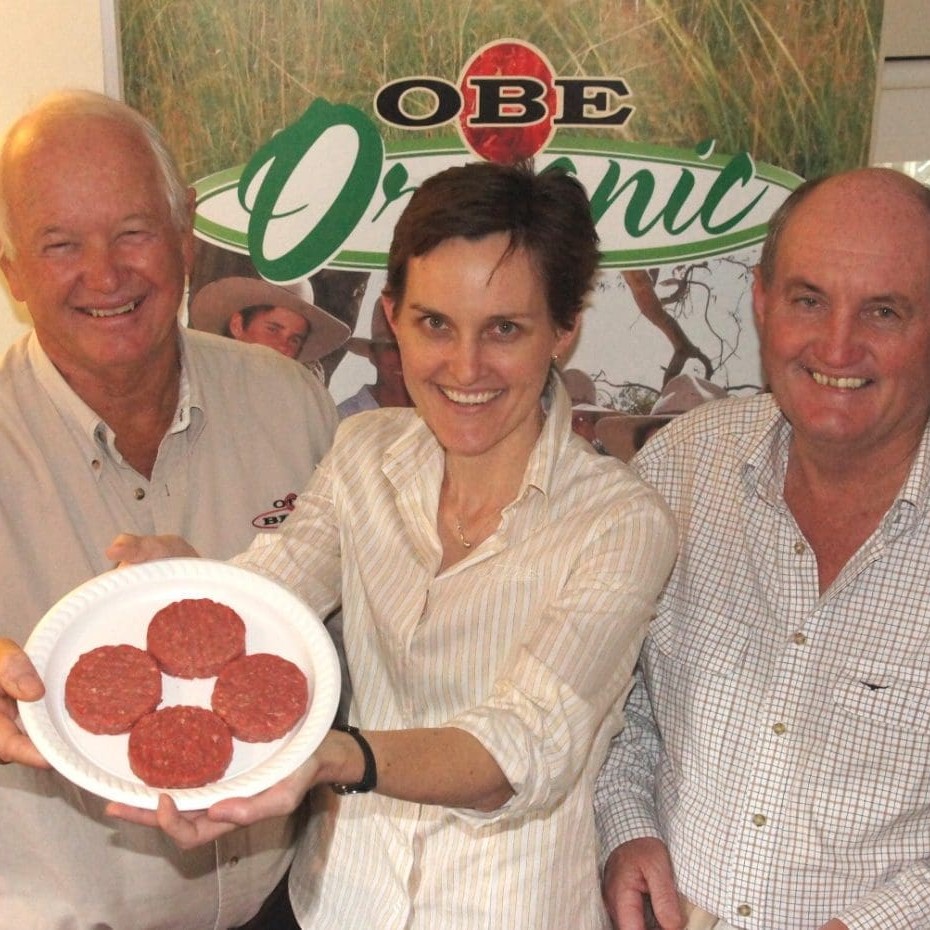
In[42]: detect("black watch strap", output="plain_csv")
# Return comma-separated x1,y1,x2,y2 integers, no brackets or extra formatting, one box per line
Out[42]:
331,725,377,795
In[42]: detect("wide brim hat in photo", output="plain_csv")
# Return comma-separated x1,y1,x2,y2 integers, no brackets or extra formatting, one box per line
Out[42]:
189,275,351,364
345,299,397,357
571,403,618,417
561,368,617,418
596,374,730,461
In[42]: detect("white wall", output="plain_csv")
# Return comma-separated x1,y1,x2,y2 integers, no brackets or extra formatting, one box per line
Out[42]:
871,0,930,165
0,1,120,348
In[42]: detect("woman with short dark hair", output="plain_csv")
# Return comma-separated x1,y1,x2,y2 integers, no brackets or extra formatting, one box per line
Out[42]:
110,160,677,930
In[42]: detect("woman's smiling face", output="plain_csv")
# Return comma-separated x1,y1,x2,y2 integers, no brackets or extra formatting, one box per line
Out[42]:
384,232,574,464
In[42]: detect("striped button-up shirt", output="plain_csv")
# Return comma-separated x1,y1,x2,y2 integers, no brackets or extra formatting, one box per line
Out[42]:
235,380,676,930
595,393,930,930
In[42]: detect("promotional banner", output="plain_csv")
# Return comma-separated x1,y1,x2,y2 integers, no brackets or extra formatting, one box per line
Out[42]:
121,0,883,437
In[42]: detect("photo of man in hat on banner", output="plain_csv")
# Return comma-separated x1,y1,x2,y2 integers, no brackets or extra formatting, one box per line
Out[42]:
336,299,412,419
189,275,351,380
186,240,370,387
595,374,730,462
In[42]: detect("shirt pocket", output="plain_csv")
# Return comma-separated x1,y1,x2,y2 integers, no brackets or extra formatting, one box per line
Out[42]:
809,659,930,855
647,605,752,796
649,603,752,674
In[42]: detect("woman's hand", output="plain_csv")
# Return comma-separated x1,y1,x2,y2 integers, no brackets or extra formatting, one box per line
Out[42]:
106,533,199,567
106,754,322,849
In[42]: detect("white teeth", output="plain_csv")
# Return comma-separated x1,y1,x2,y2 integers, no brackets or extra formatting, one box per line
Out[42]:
85,301,137,318
441,387,502,405
811,370,867,389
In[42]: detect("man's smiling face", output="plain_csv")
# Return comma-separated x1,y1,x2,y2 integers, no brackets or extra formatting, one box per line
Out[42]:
753,171,930,464
0,112,192,380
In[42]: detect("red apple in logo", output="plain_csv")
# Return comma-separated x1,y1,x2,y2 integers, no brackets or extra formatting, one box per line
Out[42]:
457,40,557,163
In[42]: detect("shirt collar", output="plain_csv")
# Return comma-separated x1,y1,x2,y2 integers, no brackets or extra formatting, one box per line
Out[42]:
742,398,792,510
27,328,194,461
173,328,197,431
884,423,930,535
518,368,572,503
27,331,104,450
381,368,571,511
741,393,930,536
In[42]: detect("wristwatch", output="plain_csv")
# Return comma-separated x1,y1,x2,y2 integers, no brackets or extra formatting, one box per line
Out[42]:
331,724,378,795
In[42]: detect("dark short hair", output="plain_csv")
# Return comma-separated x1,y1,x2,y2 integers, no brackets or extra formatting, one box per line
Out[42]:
385,161,601,331
238,305,277,326
223,304,273,337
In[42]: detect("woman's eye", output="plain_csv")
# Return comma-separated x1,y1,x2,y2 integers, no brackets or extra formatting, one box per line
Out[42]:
493,320,519,337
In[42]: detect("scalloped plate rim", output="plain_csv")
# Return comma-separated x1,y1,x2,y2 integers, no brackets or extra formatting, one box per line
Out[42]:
19,558,339,811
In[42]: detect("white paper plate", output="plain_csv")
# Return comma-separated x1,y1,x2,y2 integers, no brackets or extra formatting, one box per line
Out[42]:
20,558,340,810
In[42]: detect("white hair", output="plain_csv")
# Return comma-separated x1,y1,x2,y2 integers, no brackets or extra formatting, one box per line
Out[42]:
0,89,189,258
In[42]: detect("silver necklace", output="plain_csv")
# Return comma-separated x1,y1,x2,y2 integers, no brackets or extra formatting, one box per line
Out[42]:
455,517,472,548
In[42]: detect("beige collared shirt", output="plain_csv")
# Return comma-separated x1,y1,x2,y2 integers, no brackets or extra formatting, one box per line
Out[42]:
1,327,336,930
235,379,677,930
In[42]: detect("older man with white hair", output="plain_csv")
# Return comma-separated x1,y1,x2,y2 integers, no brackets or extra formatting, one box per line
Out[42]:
0,90,336,930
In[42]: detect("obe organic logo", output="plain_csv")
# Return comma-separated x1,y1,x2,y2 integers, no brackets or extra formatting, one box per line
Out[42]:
375,39,633,163
193,37,799,285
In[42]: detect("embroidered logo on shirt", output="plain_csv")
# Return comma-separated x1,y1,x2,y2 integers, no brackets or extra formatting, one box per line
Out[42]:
251,492,298,529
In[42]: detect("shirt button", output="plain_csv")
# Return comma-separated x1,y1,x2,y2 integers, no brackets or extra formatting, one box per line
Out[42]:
752,813,767,827
229,855,240,866
793,540,806,555
792,631,807,646
737,904,752,917
772,722,787,735
134,488,146,500
91,459,101,470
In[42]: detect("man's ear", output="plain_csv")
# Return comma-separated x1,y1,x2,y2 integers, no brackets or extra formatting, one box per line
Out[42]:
228,311,246,339
0,253,26,303
750,265,767,333
181,187,197,275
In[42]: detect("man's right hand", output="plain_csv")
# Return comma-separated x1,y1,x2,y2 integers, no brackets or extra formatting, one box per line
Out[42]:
603,837,684,930
106,533,199,566
0,638,50,768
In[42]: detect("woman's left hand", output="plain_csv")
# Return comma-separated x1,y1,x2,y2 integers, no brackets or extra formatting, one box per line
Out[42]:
106,755,321,850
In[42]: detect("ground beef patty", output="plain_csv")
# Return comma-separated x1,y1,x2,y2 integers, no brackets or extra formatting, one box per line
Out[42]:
129,705,233,788
146,598,246,678
212,653,309,742
65,644,162,735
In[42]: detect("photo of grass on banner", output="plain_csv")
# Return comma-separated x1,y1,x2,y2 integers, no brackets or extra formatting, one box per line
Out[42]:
121,0,883,432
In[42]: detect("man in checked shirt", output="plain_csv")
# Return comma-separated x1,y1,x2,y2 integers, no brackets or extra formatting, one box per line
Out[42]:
594,167,930,930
